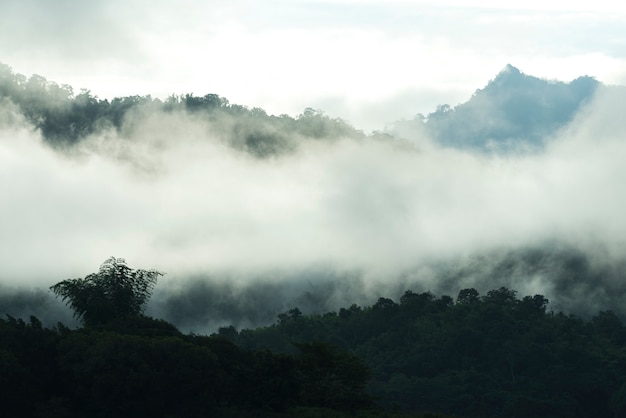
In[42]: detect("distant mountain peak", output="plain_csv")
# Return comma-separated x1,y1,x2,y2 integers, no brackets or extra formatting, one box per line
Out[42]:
491,64,526,86
391,64,601,153
499,64,521,76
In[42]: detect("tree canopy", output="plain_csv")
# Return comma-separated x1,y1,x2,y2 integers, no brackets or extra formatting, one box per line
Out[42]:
4,277,626,417
50,257,162,326
234,287,626,417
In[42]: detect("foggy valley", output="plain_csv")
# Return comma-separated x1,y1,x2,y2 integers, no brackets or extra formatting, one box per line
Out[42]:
2,63,626,333
3,2,626,415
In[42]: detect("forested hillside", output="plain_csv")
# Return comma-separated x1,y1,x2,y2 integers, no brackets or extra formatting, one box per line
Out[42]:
3,279,626,417
0,63,382,158
0,259,383,418
232,287,626,417
2,63,600,156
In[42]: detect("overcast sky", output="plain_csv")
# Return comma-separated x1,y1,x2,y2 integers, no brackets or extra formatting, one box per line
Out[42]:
2,0,625,131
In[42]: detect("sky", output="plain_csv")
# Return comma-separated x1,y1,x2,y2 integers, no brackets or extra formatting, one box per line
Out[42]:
1,0,626,131
2,1,626,330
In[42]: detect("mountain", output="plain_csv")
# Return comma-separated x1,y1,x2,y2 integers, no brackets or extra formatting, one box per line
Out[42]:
392,64,600,152
1,62,602,155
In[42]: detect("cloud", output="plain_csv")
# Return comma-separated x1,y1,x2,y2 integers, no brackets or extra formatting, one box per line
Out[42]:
2,84,626,331
148,269,367,332
0,285,76,328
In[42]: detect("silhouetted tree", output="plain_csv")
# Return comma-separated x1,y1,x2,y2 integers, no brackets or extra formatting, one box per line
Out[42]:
50,257,162,326
277,307,303,324
457,288,480,304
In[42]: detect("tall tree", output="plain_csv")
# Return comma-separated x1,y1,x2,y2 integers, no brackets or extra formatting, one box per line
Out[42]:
50,257,162,326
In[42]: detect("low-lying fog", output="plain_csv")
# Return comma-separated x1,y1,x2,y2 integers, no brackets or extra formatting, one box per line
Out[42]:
1,86,626,332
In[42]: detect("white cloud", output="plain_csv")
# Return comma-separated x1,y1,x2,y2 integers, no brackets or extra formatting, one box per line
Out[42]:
2,86,626,294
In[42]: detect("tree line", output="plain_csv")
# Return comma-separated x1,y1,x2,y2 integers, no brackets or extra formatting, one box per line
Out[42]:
231,288,626,417
0,258,410,418
0,63,387,158
3,257,626,416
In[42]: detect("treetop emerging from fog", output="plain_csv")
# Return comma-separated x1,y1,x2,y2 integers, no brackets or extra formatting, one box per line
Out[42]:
50,257,162,326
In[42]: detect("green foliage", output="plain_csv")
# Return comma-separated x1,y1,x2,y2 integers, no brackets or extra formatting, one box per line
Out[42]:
6,269,626,417
278,307,303,324
58,330,221,417
0,315,66,417
456,288,480,304
296,341,373,411
0,313,380,417
50,257,162,326
234,287,626,417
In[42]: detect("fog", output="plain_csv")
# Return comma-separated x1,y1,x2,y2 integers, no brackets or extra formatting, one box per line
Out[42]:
1,85,626,332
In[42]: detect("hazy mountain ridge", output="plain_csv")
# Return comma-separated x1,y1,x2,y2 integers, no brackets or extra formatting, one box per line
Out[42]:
0,62,378,159
1,62,603,155
391,64,600,152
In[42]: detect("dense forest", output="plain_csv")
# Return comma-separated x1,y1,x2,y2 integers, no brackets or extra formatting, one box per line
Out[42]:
232,288,626,417
0,259,380,418
2,258,626,417
0,63,392,159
